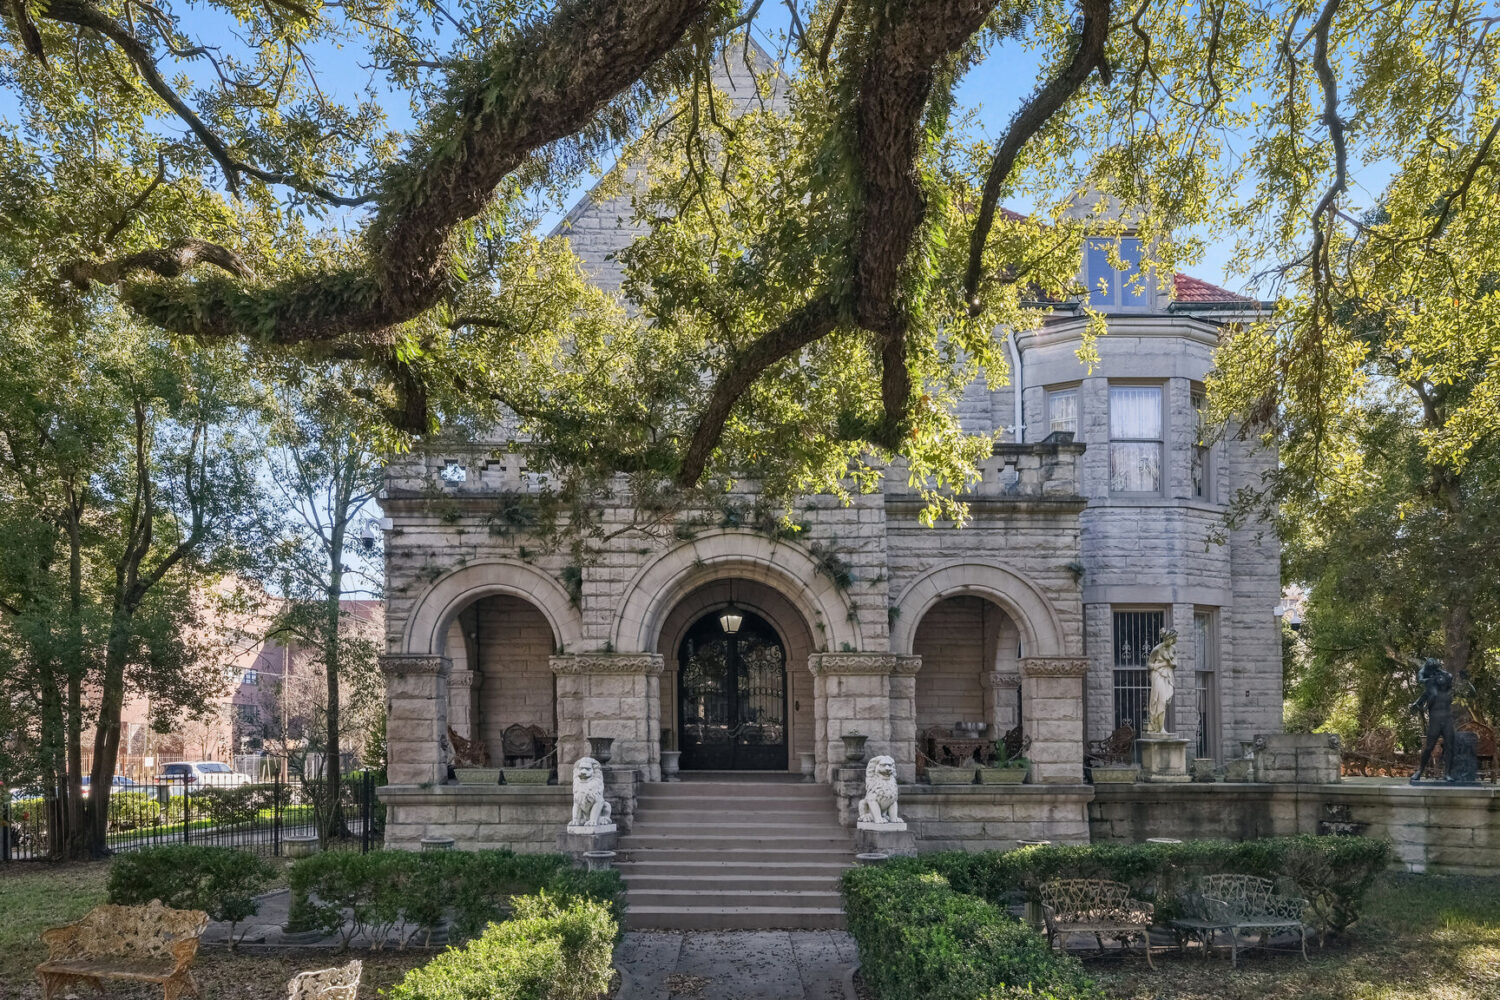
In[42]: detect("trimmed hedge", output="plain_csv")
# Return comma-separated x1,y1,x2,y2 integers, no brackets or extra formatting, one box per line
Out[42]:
286,849,624,947
386,892,615,1000
108,845,276,944
843,866,1098,1000
903,835,1392,935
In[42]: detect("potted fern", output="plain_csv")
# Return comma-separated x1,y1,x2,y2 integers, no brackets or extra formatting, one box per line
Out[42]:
979,738,1030,784
449,729,500,785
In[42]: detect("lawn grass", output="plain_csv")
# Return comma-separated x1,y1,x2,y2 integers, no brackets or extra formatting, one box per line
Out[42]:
0,861,111,984
1094,872,1500,1000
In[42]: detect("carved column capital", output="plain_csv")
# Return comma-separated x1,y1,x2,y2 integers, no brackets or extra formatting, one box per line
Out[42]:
981,671,1022,690
550,653,665,676
447,670,480,689
1020,656,1089,678
380,654,451,677
808,652,901,677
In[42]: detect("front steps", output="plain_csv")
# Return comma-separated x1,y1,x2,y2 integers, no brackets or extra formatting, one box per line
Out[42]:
617,777,852,930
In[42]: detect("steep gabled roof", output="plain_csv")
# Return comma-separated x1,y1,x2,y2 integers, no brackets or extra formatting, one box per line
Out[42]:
1171,272,1251,304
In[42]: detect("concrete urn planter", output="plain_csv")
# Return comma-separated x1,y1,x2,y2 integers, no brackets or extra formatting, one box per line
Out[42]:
842,733,869,764
926,765,978,785
501,768,551,785
454,767,501,785
978,763,1029,784
1090,765,1141,784
660,750,681,781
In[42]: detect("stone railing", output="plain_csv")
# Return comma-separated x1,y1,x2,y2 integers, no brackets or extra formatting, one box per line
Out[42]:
884,436,1085,503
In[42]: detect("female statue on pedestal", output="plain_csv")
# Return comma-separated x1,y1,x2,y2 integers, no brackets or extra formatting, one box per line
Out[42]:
1145,629,1179,735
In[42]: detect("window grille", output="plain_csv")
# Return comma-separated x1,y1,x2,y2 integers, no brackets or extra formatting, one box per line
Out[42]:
1194,611,1220,760
1109,386,1163,493
1113,610,1165,736
1047,388,1079,436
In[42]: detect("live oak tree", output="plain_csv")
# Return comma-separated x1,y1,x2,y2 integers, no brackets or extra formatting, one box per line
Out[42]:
3,4,1499,702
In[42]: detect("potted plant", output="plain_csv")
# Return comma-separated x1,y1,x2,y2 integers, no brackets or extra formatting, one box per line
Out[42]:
925,761,978,784
500,763,552,784
450,729,500,785
841,731,869,764
979,740,1030,784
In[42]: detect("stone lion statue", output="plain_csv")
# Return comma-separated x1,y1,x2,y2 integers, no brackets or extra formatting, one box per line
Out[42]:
1146,628,1179,734
570,756,612,827
858,755,900,825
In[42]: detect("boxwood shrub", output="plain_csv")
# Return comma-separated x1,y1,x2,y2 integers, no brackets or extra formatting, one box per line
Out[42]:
286,848,624,947
906,835,1391,935
842,866,1098,1000
108,844,276,944
386,892,615,1000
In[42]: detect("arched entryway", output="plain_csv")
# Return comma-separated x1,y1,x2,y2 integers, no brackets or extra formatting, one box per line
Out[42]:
677,610,788,771
656,577,816,774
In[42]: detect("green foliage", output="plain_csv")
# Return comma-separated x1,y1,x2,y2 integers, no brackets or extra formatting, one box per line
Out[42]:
842,866,1097,1000
386,892,615,1000
285,849,624,947
862,836,1392,936
106,791,162,830
107,845,275,942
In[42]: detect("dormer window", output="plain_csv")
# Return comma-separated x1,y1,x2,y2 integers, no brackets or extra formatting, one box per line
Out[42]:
1085,236,1149,310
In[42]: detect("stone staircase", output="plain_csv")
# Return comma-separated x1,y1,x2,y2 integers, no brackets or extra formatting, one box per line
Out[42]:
616,774,852,930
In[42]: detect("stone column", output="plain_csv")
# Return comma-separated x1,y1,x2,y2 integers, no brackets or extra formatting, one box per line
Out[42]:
1019,657,1089,784
551,654,664,781
890,656,921,784
447,670,479,741
810,653,898,783
382,654,451,786
984,671,1022,735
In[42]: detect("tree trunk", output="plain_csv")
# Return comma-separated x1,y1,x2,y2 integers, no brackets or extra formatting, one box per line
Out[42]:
62,500,88,859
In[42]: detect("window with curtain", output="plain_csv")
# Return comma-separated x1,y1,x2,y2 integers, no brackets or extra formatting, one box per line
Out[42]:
1047,388,1078,436
1085,237,1149,309
1191,387,1211,500
1109,385,1162,493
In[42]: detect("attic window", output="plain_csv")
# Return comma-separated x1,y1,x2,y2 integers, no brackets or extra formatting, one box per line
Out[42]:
1085,237,1149,310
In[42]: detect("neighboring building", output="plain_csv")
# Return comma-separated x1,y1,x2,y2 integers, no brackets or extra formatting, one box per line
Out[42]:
106,594,384,781
376,53,1281,856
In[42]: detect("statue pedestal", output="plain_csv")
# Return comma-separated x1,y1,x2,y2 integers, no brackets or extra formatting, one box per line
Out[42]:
855,821,915,857
1137,733,1190,783
559,824,618,860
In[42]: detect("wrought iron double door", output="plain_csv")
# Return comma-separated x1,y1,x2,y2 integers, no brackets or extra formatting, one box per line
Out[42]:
677,611,787,770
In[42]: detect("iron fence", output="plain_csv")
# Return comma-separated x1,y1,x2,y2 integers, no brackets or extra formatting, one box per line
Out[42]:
2,767,382,862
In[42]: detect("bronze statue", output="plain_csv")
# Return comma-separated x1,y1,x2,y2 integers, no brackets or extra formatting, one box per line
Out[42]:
1409,658,1456,783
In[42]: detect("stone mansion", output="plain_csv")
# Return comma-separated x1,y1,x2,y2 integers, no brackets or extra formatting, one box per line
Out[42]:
374,57,1285,867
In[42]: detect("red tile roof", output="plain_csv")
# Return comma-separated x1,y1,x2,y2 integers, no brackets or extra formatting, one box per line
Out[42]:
1172,272,1251,303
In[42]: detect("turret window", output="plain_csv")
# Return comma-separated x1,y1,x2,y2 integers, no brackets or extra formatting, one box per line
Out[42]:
1046,388,1078,436
1109,384,1163,493
1085,237,1149,310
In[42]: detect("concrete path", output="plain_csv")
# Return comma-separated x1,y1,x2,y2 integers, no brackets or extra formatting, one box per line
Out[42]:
615,930,856,1000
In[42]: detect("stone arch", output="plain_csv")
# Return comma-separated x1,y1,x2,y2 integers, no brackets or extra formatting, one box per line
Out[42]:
401,559,585,656
890,560,1065,658
610,530,862,653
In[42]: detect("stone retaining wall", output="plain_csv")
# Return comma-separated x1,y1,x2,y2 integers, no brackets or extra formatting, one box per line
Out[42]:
1091,781,1500,875
380,767,639,853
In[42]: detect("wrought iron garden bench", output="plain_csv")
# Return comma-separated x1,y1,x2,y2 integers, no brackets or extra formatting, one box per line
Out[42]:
36,899,208,1000
1039,878,1156,968
1170,874,1310,966
287,960,363,1000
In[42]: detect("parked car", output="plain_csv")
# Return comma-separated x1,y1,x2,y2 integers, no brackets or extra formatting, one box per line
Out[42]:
80,775,141,797
155,761,252,792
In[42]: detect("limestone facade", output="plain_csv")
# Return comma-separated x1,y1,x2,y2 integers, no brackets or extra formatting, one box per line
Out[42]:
375,50,1282,850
